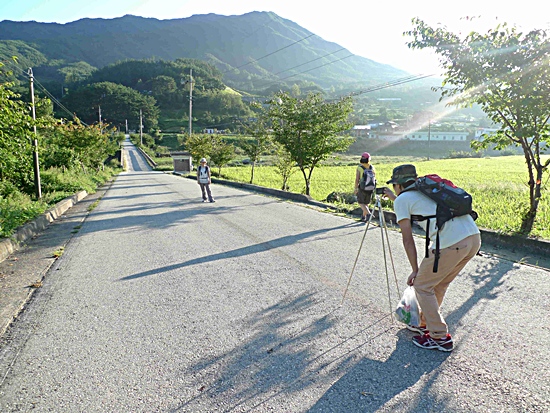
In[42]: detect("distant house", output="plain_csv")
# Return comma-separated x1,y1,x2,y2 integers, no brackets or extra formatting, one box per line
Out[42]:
474,128,499,140
403,131,469,142
353,121,471,142
351,125,371,138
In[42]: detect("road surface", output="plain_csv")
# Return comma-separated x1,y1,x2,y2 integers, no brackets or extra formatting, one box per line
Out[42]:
0,139,548,412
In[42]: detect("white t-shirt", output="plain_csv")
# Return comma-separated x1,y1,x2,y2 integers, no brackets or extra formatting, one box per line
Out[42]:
394,190,480,249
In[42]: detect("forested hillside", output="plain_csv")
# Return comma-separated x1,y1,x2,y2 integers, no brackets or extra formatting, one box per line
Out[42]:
0,11,445,132
0,12,413,92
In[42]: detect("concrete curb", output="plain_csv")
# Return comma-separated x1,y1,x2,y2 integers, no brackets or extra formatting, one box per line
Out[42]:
174,171,550,258
176,172,338,210
0,190,88,264
137,146,157,168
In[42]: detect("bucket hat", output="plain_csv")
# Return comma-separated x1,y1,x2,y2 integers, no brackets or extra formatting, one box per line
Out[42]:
386,164,417,185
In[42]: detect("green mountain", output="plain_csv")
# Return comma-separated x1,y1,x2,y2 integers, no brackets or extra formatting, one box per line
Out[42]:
0,12,412,91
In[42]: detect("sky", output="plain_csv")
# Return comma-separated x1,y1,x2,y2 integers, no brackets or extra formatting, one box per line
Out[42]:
1,0,549,75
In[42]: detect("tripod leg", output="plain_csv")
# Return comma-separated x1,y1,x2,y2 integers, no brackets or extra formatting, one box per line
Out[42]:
380,208,401,298
377,200,394,321
341,209,376,305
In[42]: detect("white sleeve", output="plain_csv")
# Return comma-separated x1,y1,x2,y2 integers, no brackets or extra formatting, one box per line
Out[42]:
394,196,411,223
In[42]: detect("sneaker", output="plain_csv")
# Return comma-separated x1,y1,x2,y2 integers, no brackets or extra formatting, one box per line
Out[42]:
209,199,215,203
406,325,428,334
412,333,453,352
202,199,207,202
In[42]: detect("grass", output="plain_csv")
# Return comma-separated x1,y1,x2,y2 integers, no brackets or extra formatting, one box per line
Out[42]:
220,156,550,239
0,166,120,238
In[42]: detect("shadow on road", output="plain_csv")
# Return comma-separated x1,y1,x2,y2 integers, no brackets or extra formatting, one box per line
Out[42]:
119,223,358,281
168,259,515,412
171,293,391,412
307,259,514,411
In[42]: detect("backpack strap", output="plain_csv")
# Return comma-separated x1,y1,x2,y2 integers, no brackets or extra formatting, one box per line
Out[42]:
411,214,434,259
411,213,441,272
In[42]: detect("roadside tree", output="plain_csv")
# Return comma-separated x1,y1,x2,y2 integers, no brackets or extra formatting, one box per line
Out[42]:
266,91,354,196
239,118,272,184
184,134,213,165
0,82,42,193
41,121,118,171
405,19,550,234
273,142,296,191
210,135,235,177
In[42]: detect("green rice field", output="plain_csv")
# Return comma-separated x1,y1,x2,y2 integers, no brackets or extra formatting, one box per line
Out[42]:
220,156,550,239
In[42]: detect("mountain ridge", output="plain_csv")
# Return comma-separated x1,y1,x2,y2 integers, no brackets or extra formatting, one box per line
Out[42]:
0,12,411,90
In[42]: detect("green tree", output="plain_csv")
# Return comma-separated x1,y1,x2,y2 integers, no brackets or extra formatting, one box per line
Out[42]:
184,134,213,166
273,142,296,191
406,18,550,234
40,121,117,171
62,81,159,131
239,118,272,184
210,135,235,176
266,91,354,195
0,77,48,193
151,75,177,107
58,61,97,85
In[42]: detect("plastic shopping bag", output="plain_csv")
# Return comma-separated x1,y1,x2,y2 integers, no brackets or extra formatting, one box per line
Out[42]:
395,286,420,326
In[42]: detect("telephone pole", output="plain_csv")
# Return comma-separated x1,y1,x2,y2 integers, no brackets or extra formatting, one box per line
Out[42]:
139,109,143,146
28,68,42,199
188,69,193,136
427,119,431,161
98,105,102,133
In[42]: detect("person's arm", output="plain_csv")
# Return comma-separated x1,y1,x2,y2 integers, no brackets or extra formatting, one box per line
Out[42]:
354,168,360,193
197,166,200,184
207,166,212,184
384,188,397,201
398,218,419,285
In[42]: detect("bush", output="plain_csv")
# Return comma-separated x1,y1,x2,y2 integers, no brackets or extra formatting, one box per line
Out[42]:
447,150,484,159
0,190,49,237
326,191,357,204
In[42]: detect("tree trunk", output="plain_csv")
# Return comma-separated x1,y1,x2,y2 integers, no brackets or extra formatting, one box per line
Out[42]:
300,168,310,195
250,161,256,184
520,167,542,234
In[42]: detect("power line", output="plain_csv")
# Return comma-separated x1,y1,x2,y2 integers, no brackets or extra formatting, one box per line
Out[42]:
278,54,355,82
33,78,85,123
272,47,347,76
322,73,435,103
344,73,435,99
254,53,355,90
223,33,316,74
2,60,89,124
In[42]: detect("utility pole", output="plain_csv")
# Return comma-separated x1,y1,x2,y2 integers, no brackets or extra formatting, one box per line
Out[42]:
427,119,431,161
125,119,128,134
188,69,193,136
98,105,102,133
139,109,143,146
28,68,42,199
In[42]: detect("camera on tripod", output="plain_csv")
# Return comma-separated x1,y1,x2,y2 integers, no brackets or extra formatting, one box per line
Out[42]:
375,186,387,195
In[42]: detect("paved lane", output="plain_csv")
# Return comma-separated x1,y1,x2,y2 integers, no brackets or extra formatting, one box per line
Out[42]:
0,139,548,412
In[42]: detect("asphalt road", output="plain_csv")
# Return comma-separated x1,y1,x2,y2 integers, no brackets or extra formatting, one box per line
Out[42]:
0,139,548,412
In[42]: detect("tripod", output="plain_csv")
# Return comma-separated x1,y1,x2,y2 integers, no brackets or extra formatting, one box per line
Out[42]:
341,193,401,318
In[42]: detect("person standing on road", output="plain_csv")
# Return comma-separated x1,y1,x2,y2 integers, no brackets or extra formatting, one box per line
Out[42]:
383,164,480,352
354,152,376,222
197,158,215,203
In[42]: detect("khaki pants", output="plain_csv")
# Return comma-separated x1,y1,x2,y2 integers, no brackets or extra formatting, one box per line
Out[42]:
414,233,481,339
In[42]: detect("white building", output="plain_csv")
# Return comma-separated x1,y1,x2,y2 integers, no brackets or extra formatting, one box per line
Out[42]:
402,131,469,142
